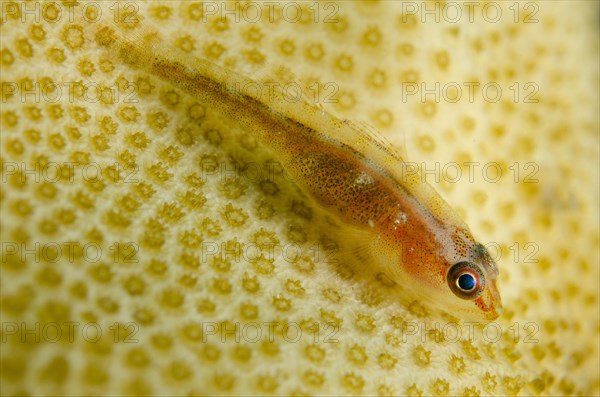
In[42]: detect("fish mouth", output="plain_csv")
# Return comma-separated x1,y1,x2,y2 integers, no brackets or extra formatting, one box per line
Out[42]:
475,279,503,320
472,243,503,320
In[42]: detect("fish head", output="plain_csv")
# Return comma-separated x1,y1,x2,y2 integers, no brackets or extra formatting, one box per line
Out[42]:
440,230,503,321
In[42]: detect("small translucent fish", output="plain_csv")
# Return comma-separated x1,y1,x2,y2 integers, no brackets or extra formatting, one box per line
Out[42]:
92,22,502,321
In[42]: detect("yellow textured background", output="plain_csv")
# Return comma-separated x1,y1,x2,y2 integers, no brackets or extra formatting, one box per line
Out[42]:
1,1,599,396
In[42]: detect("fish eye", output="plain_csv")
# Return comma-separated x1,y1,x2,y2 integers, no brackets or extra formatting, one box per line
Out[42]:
457,273,476,291
447,261,485,300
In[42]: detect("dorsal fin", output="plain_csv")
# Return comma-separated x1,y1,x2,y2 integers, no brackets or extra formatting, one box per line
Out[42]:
342,119,408,162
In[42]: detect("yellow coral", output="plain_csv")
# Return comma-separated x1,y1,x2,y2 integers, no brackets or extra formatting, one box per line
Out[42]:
1,1,598,396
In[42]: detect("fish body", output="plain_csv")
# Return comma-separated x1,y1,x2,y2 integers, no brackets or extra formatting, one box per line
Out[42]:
94,22,502,321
